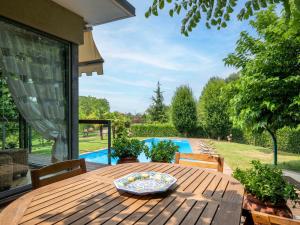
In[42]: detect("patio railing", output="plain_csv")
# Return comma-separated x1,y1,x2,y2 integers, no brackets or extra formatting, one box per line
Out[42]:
79,119,112,165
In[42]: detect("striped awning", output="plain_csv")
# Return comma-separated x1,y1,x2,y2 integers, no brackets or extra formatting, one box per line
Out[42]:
79,30,104,76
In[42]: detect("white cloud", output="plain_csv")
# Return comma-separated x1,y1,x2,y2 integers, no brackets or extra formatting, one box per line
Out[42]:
99,40,215,73
78,0,250,113
104,94,149,114
79,89,125,96
103,76,156,88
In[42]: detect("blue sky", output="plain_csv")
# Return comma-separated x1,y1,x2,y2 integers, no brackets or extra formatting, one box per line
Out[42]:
79,0,253,113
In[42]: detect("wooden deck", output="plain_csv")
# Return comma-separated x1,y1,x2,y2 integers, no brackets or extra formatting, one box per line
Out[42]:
0,163,244,225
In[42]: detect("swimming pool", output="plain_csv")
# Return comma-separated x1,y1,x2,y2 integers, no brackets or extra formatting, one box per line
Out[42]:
79,138,192,165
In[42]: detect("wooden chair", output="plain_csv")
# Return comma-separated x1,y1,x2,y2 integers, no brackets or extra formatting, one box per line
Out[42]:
31,159,87,189
175,152,224,172
250,211,300,225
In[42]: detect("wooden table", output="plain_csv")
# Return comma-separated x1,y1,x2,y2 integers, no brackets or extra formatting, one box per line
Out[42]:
0,163,244,225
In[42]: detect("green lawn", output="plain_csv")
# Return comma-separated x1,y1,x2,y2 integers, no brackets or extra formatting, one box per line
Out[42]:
79,133,109,153
79,135,146,153
209,140,300,172
31,133,146,155
31,136,300,172
30,138,53,155
31,132,111,155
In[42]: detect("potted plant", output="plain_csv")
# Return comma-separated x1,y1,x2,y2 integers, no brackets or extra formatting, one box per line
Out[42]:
145,140,179,163
112,137,148,164
233,160,298,218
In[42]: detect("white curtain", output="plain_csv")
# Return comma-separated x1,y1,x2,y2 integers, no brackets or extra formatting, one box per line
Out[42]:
0,20,68,162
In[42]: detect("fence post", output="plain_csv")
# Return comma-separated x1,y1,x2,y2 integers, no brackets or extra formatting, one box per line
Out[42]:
108,120,111,165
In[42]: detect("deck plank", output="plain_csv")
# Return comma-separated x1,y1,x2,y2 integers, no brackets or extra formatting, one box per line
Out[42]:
56,193,131,225
203,175,222,197
164,199,197,225
20,183,112,223
135,196,176,225
180,200,207,225
118,197,164,225
194,173,216,194
149,197,186,225
0,163,243,225
86,196,141,225
102,197,150,225
28,180,97,208
196,202,219,225
34,187,119,225
212,177,229,200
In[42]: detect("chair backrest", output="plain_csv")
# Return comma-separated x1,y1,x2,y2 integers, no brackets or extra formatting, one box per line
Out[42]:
31,159,87,189
175,152,224,172
251,211,300,225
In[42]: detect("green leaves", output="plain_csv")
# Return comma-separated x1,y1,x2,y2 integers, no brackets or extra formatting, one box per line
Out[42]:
0,77,18,120
295,0,300,11
144,140,179,163
224,7,300,150
198,77,232,139
112,137,148,159
171,85,197,136
152,6,159,16
159,0,165,9
145,9,151,18
233,161,299,204
79,96,110,120
147,82,169,123
226,5,234,13
176,4,182,14
131,124,180,137
145,0,290,36
259,0,268,8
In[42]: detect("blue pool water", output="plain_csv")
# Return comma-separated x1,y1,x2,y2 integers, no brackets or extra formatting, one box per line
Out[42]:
79,138,192,165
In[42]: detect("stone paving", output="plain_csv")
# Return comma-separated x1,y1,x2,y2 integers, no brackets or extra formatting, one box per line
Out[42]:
284,170,300,183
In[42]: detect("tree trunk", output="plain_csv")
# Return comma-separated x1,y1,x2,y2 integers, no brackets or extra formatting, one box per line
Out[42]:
266,128,278,165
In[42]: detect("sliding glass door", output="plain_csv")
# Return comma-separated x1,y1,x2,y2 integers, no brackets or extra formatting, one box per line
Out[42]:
0,17,71,197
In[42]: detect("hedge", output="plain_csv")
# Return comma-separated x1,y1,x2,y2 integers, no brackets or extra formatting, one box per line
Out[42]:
131,124,180,137
232,126,300,154
131,123,300,154
276,127,300,154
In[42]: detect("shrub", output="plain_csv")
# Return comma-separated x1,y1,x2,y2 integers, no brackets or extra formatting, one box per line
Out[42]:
189,125,207,138
233,161,298,205
198,77,231,139
112,137,148,159
230,127,246,143
145,140,179,163
171,86,197,136
277,127,300,154
4,135,19,149
232,127,300,154
131,124,180,137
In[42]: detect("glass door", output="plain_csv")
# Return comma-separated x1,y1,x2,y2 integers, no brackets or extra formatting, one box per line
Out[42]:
0,17,70,196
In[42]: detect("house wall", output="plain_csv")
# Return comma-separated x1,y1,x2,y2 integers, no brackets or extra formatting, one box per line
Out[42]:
0,0,84,44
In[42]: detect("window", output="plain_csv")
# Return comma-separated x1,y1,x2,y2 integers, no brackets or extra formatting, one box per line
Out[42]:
0,17,71,198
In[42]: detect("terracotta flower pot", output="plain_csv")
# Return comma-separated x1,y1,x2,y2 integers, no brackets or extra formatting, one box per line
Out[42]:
243,193,293,218
117,157,139,164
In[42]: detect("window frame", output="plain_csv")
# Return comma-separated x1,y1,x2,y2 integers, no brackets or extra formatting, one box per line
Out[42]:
0,15,79,202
